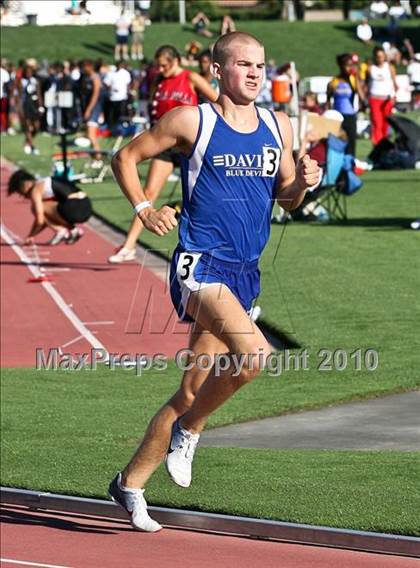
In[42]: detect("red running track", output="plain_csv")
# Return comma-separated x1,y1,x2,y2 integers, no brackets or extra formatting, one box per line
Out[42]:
1,506,417,568
1,164,190,368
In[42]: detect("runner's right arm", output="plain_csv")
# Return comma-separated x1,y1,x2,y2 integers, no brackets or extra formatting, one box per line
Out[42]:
111,106,200,236
25,182,47,241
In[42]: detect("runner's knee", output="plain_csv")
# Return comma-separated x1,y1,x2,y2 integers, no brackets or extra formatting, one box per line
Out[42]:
234,341,271,384
172,385,196,413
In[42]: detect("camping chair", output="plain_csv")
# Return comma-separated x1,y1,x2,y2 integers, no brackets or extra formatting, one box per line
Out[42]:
299,134,348,222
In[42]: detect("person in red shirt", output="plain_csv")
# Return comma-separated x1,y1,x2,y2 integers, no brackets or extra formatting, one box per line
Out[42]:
109,45,217,263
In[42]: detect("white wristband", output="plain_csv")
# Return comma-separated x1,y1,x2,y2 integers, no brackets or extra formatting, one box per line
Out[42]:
306,168,323,192
134,201,152,214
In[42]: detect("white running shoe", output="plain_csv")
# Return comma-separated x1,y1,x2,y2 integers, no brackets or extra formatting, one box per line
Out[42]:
165,419,200,488
66,227,84,244
108,246,136,264
108,473,162,532
90,159,104,169
24,144,32,155
49,229,69,245
249,305,262,322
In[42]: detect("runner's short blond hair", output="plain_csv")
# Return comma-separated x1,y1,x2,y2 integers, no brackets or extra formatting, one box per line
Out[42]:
212,32,263,66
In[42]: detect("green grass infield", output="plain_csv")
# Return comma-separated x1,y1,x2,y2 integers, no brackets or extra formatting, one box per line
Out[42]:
1,367,419,535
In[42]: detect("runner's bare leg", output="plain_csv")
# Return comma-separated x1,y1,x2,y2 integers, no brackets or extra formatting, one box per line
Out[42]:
122,285,271,488
122,321,227,488
180,285,271,434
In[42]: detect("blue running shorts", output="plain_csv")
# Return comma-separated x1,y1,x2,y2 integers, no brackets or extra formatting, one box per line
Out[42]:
170,246,260,322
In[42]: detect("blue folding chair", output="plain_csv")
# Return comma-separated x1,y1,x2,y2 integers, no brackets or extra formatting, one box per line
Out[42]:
300,134,349,221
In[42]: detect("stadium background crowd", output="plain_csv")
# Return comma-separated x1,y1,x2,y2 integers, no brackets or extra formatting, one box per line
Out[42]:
1,1,419,145
0,0,419,238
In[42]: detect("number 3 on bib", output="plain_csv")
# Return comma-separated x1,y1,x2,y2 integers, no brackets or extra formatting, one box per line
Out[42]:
177,252,201,282
179,254,194,280
262,146,281,177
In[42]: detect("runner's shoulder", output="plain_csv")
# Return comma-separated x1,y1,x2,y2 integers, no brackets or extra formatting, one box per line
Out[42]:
272,111,293,147
160,105,200,133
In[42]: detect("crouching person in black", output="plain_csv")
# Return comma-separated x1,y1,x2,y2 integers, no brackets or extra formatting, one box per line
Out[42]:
7,169,92,245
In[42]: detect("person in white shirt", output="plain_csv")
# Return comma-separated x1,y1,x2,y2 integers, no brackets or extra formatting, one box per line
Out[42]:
369,1,389,17
407,54,420,109
103,61,132,129
388,1,407,19
114,10,130,61
367,46,398,144
407,54,420,86
356,18,373,44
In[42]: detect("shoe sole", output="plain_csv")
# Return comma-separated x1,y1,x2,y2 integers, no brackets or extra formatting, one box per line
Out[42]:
108,257,136,264
109,491,162,532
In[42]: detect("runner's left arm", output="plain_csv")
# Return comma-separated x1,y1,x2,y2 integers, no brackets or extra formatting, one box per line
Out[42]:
275,112,321,211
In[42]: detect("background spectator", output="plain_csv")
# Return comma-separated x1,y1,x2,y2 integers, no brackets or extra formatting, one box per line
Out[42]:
401,37,415,65
302,91,322,114
407,53,420,110
369,1,389,18
220,14,236,36
137,0,151,25
356,18,373,45
103,61,132,130
0,58,10,132
192,11,213,38
388,0,408,19
382,41,401,66
367,46,398,145
18,64,43,155
327,53,365,156
114,10,130,61
130,9,145,61
78,59,103,161
182,41,202,67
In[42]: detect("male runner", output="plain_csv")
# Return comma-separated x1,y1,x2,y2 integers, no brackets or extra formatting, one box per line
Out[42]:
109,32,321,532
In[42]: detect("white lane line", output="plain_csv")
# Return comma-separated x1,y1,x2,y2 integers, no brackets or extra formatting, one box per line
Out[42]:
0,559,73,568
1,223,109,361
42,268,71,273
60,335,84,349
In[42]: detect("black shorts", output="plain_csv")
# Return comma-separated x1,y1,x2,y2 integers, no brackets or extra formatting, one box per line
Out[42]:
22,101,39,122
57,196,92,224
116,34,129,45
154,148,182,168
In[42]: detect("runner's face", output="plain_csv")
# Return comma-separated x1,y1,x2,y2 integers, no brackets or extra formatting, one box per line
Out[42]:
157,56,178,78
219,42,265,103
